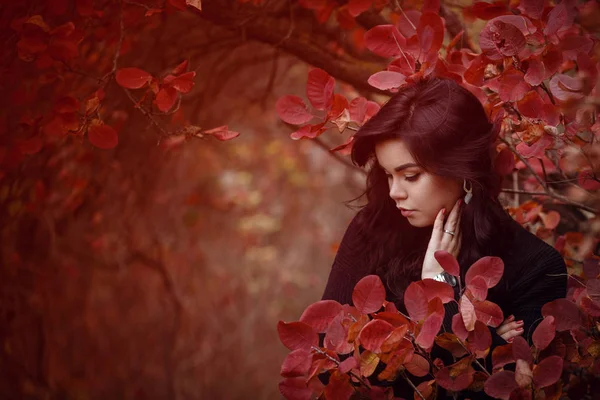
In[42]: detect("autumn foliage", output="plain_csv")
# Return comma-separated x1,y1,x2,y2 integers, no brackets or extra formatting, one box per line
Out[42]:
279,251,600,399
275,0,600,398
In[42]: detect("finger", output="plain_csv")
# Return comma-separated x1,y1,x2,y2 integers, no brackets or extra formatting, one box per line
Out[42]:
430,208,446,249
442,199,461,248
496,322,523,335
503,327,524,342
496,319,523,335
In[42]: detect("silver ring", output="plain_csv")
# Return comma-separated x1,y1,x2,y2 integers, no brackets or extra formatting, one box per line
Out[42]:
443,229,455,236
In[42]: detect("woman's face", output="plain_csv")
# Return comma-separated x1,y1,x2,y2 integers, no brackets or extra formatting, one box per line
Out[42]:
375,138,463,228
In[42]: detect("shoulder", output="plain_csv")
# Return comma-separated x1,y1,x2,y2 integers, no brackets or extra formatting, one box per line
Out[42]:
503,220,567,286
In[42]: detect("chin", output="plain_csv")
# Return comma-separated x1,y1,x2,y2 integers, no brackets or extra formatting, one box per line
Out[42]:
406,217,432,228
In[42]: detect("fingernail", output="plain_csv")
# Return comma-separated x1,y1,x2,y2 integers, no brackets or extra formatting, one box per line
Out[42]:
442,208,446,215
516,327,524,331
458,199,462,206
517,320,524,324
508,315,514,320
507,338,514,343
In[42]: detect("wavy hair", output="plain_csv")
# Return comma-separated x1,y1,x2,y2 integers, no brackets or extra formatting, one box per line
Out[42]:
350,77,515,308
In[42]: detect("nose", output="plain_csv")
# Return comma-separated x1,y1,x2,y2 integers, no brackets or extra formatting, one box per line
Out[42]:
389,179,407,202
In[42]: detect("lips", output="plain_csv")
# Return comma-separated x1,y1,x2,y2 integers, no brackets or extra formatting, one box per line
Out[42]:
399,208,415,217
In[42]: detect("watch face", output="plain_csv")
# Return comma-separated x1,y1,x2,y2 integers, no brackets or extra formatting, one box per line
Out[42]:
446,274,457,287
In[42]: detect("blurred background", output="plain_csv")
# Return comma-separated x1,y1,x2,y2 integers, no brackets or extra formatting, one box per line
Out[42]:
1,0,598,399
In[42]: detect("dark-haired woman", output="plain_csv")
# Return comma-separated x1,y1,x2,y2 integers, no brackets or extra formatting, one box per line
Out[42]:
321,77,567,398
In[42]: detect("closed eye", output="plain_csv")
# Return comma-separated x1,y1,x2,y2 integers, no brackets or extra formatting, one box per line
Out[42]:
405,173,420,182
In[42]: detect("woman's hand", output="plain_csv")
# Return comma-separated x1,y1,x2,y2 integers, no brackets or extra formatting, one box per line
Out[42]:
421,199,463,280
496,315,524,342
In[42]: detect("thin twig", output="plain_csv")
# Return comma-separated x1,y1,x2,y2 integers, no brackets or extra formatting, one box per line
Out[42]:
311,347,370,388
312,137,366,175
500,137,548,191
400,370,426,400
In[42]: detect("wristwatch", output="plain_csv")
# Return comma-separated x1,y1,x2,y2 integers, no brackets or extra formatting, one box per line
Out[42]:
432,271,457,287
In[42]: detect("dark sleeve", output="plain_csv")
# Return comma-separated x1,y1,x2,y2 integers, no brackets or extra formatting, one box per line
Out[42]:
321,212,370,305
509,245,567,342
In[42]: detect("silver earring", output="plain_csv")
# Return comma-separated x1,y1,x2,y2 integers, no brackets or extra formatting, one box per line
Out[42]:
463,179,473,204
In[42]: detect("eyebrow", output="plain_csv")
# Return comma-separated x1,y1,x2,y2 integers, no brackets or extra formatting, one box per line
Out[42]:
384,162,418,172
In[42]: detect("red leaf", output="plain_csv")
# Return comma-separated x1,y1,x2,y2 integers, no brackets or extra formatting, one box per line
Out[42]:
580,296,600,317
452,313,469,340
524,57,545,86
405,353,430,377
397,9,420,38
465,256,504,289
170,71,195,93
420,279,455,304
367,71,406,90
339,356,358,374
468,1,509,20
549,74,584,102
417,12,445,56
330,135,354,155
364,101,380,122
348,0,371,17
324,372,354,400
328,94,349,119
364,25,406,58
560,34,594,61
484,370,517,399
88,124,118,150
480,19,526,60
415,300,444,349
467,320,492,357
515,133,553,159
203,125,240,141
434,250,460,276
467,276,488,301
460,294,477,331
516,91,560,126
324,314,353,354
352,274,386,315
493,15,537,36
532,356,563,388
474,300,504,327
519,0,544,19
492,343,515,369
155,87,178,112
495,147,515,176
306,68,334,110
487,69,531,102
299,300,343,333
290,123,327,140
171,60,188,75
512,336,533,365
279,377,312,400
115,67,152,89
281,349,312,377
277,321,319,351
348,97,367,123
405,282,428,321
276,95,313,125
435,357,474,392
542,298,584,331
358,319,394,352
544,2,568,36
532,316,556,351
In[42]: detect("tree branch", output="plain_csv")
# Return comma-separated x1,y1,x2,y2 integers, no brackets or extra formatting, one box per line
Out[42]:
199,1,387,95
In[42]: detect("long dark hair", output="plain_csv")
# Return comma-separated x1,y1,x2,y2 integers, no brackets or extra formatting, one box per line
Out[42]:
350,77,515,306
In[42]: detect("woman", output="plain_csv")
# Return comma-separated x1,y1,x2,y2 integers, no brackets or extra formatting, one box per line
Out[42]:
321,77,567,397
